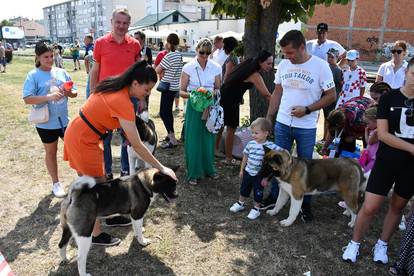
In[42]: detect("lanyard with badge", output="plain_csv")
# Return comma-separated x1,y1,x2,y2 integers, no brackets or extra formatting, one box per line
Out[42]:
328,128,343,158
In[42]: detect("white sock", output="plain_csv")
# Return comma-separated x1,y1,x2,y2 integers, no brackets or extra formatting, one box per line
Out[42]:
377,239,388,246
350,240,360,246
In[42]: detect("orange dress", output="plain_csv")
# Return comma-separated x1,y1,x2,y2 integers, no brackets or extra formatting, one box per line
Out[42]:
63,88,135,176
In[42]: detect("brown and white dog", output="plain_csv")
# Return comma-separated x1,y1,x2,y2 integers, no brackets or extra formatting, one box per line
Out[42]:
260,147,366,227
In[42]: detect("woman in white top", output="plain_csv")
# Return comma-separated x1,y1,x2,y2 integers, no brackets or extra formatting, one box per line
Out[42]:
180,38,222,185
376,40,408,89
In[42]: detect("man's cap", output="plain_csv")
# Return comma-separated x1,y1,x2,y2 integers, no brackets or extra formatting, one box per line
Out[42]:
327,48,339,58
317,23,328,32
346,49,359,60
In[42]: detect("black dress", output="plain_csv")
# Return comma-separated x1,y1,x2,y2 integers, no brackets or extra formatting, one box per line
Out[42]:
220,81,253,128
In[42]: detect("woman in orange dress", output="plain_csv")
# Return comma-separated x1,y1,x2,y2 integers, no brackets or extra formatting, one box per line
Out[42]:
63,60,177,246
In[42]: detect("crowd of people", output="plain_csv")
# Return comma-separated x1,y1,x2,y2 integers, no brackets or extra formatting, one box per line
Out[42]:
21,7,414,274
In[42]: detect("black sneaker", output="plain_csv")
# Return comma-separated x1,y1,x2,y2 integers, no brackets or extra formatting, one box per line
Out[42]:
104,216,132,227
92,232,121,246
300,203,314,223
120,171,129,177
105,173,113,180
260,195,276,210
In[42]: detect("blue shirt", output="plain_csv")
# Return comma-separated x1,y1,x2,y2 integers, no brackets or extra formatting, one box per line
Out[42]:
243,140,280,176
23,67,71,129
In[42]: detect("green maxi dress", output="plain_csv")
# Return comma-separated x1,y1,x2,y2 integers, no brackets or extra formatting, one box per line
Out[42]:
184,102,216,180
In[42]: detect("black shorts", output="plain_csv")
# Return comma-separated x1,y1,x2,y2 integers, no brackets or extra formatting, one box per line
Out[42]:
366,149,414,199
221,98,239,128
36,127,66,143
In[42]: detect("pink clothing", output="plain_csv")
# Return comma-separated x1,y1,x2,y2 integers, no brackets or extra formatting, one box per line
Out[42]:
359,129,379,172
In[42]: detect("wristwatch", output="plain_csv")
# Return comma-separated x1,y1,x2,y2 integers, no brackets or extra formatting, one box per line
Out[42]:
305,106,311,115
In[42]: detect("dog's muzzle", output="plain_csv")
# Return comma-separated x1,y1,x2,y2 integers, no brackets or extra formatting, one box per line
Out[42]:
161,191,178,203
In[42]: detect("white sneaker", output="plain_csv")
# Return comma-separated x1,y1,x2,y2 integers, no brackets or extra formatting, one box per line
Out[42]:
342,241,360,263
373,241,388,264
247,208,261,220
52,182,66,198
230,202,245,213
399,216,406,231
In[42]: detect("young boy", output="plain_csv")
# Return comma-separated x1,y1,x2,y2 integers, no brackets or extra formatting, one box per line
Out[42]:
83,35,94,98
229,118,280,220
336,49,367,108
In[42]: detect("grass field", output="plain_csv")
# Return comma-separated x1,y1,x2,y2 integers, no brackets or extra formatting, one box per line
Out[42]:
0,56,400,275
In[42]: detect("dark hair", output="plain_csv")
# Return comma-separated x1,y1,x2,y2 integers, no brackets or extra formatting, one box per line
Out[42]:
223,50,272,89
279,30,306,49
85,35,93,41
167,33,179,51
95,60,157,93
35,42,54,68
327,109,346,132
394,40,407,52
223,36,238,55
407,57,414,69
134,30,145,40
370,81,391,95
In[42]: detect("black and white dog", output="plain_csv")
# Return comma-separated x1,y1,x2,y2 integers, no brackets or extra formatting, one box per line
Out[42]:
127,111,158,174
58,168,178,276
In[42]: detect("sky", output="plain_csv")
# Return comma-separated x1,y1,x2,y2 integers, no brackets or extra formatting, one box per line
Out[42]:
1,0,66,21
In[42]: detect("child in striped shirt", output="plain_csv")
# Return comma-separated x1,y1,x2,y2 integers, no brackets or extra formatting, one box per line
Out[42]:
229,118,280,220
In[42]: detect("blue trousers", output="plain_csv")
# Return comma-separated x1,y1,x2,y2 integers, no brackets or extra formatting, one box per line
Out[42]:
272,121,317,204
240,170,264,203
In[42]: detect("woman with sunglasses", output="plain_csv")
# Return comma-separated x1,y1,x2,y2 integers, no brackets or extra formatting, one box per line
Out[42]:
216,50,273,166
342,57,414,265
179,38,222,185
376,40,408,89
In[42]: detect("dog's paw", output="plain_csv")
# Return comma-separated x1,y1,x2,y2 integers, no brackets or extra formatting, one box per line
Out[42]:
266,210,277,216
280,218,294,227
138,237,151,246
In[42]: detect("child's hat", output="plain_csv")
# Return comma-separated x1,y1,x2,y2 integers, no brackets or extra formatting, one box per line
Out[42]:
346,49,359,60
327,48,339,58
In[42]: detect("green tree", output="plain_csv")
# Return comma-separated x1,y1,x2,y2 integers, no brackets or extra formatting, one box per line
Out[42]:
206,0,350,121
0,19,13,27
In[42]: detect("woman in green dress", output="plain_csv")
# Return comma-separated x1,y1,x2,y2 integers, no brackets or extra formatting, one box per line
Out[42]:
179,39,222,185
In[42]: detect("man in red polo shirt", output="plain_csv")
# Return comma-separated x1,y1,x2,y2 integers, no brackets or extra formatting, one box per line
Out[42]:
89,8,141,246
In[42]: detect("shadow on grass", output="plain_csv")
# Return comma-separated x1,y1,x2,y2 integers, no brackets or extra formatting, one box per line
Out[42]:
52,239,175,275
0,194,60,262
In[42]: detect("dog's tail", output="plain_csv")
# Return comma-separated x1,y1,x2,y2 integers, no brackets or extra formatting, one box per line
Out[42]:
71,176,96,190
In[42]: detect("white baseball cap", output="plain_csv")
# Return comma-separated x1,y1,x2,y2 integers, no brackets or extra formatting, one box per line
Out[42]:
346,49,359,60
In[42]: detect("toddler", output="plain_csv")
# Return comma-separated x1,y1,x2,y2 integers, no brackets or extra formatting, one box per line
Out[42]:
229,118,279,220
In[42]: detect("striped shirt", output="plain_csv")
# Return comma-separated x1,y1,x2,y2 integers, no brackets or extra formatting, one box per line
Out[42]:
243,140,280,176
160,51,183,91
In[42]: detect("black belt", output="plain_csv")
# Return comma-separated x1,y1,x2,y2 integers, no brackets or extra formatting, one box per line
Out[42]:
79,110,108,140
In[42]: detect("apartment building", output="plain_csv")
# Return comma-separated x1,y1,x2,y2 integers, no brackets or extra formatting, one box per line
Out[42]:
43,0,145,43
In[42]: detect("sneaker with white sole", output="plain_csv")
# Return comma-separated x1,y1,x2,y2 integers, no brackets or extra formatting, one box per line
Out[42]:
247,208,261,220
373,241,388,264
230,201,245,213
52,182,66,198
342,241,360,263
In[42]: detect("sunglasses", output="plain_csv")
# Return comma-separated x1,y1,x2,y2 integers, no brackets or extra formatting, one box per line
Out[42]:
198,51,211,56
391,49,403,54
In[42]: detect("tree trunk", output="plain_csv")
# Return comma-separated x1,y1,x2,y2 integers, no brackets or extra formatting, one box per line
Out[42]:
244,0,282,121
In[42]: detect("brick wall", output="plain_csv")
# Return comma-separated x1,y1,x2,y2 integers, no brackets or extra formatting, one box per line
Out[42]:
304,0,414,61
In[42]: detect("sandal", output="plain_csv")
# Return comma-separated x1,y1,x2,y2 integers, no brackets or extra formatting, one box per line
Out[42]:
220,158,241,166
188,179,198,185
160,141,177,149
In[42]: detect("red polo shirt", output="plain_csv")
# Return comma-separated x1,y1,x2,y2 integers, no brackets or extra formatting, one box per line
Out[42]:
94,32,141,81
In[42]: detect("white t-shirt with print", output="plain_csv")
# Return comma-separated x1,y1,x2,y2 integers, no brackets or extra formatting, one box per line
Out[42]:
336,66,367,108
377,60,407,89
211,48,228,67
275,56,335,129
182,58,221,92
306,39,346,61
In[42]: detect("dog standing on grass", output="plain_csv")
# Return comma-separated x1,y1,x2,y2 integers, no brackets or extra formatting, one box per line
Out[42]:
58,168,177,276
260,147,366,227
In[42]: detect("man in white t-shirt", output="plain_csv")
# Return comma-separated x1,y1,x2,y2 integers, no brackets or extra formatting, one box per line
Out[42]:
210,36,228,66
266,30,336,222
306,23,346,65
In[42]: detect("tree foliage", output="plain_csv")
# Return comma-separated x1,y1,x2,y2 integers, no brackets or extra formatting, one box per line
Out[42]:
206,0,350,24
0,20,13,27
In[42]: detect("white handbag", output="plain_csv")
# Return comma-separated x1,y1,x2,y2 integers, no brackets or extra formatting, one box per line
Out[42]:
28,104,49,124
